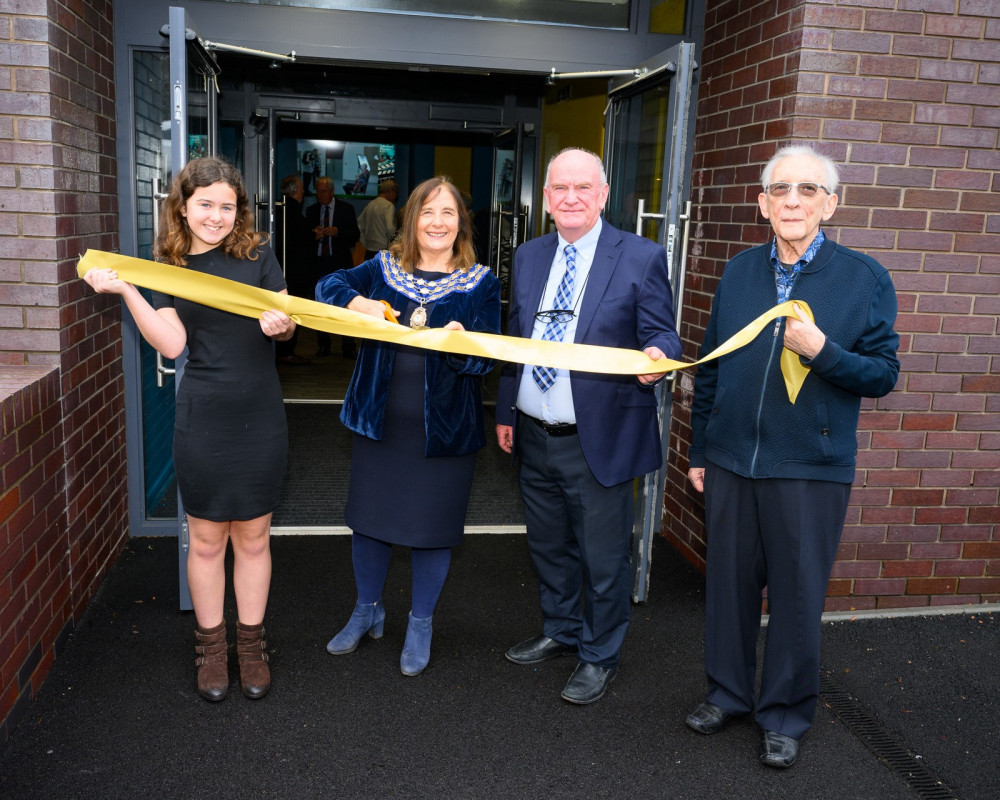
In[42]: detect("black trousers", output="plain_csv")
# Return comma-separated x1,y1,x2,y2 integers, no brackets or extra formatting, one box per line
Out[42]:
702,465,851,739
314,260,355,356
517,420,633,667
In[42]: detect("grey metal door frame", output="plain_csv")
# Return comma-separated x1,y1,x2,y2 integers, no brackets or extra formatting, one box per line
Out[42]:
603,42,698,603
168,5,220,611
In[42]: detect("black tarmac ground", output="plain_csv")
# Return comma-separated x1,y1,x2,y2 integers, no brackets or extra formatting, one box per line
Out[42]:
0,535,996,800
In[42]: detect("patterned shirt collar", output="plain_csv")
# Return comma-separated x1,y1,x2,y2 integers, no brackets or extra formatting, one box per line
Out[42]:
769,229,825,302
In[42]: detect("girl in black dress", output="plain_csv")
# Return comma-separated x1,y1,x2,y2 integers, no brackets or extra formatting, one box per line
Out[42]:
82,157,295,702
317,177,501,676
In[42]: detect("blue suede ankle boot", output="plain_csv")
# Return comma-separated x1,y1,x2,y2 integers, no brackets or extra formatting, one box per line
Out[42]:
326,601,385,655
400,612,433,676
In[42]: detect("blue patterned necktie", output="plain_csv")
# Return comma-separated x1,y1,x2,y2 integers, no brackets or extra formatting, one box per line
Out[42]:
532,244,577,392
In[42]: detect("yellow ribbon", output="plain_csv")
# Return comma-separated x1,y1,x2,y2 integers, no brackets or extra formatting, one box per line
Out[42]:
77,249,813,403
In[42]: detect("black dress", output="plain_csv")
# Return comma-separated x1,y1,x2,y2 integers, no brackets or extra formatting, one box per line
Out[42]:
152,246,288,522
345,269,476,548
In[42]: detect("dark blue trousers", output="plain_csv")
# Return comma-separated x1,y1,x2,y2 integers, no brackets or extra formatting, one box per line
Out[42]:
703,465,851,739
517,420,634,667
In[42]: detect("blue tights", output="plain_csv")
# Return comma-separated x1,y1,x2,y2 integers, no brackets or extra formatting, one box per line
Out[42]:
352,531,452,618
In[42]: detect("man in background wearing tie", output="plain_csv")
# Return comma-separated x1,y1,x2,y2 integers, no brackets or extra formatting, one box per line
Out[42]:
496,148,681,705
307,175,360,357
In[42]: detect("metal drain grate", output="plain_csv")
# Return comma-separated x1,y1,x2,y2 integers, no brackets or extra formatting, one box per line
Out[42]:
819,672,961,800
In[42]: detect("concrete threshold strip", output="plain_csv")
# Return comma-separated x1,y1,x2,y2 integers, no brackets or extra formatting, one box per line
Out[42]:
272,525,528,535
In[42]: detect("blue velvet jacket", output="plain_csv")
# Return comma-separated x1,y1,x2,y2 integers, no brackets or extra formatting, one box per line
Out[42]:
316,253,501,457
689,236,900,484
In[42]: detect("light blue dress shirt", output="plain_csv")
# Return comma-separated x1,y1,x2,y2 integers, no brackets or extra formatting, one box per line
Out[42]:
516,218,603,424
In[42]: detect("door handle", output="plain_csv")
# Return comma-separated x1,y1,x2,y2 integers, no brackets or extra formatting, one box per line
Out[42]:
492,202,507,273
633,198,691,388
151,176,175,389
515,204,528,248
274,198,287,277
634,198,664,237
155,352,175,388
672,200,692,355
151,176,169,248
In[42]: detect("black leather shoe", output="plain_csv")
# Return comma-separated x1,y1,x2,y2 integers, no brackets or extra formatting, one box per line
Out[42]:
505,635,576,665
760,730,799,768
685,701,733,734
560,662,617,705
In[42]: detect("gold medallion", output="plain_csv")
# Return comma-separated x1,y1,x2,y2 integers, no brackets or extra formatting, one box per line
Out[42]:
410,305,428,329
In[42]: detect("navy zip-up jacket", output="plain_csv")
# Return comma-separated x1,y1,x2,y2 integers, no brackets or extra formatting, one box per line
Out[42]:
689,236,899,484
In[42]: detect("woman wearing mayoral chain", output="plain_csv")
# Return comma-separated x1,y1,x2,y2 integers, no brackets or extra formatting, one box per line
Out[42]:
315,176,501,676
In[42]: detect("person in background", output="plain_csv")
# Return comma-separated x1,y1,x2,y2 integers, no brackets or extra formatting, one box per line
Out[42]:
357,179,399,259
306,175,360,357
274,174,314,365
345,162,371,195
496,147,681,705
316,176,501,677
302,148,320,195
82,157,295,702
684,144,899,768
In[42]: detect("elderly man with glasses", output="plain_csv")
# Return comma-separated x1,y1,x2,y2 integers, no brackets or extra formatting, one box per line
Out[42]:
683,144,900,768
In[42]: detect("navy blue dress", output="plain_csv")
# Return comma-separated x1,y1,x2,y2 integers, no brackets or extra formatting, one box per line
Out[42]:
345,269,476,548
153,246,288,521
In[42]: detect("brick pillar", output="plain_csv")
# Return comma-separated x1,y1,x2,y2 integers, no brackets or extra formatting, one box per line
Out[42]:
664,0,1000,609
0,0,126,739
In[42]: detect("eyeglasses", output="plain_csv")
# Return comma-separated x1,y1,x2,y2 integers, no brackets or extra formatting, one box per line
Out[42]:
534,309,576,324
764,182,831,198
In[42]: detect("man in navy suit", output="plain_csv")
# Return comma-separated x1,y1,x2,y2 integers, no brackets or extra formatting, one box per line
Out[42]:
496,148,681,704
306,176,360,357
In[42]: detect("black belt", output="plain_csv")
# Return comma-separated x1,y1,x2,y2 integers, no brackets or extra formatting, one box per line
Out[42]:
521,413,578,437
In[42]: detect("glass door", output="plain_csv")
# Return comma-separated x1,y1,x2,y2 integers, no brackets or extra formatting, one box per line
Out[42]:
484,123,534,407
128,47,174,535
123,10,218,553
489,122,535,312
603,42,697,603
253,109,355,405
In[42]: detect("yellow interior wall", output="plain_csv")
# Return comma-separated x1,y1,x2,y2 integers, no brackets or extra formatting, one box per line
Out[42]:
649,0,686,34
434,146,472,192
538,80,607,232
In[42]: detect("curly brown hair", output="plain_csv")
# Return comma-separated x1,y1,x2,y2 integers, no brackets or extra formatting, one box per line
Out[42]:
388,176,477,273
154,157,267,266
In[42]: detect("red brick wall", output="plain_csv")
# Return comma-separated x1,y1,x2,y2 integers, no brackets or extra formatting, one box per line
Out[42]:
665,0,1000,609
0,0,125,739
0,368,69,742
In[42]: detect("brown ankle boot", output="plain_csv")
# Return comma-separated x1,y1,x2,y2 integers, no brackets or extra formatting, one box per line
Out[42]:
194,621,229,702
236,621,271,699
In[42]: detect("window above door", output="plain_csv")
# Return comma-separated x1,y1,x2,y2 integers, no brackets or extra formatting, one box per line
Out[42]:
209,0,631,30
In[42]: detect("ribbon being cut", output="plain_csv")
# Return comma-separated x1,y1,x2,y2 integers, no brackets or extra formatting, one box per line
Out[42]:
77,249,814,403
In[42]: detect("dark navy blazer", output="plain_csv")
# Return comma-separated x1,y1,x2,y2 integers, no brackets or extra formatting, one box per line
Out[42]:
496,221,681,487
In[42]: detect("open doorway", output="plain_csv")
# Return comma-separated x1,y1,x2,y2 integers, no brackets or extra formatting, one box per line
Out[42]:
209,60,552,530
124,30,698,610
259,121,507,405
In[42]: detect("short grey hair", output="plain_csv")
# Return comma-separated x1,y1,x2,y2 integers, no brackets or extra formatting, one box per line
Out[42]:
280,174,302,195
544,147,607,188
761,145,839,194
378,179,398,196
